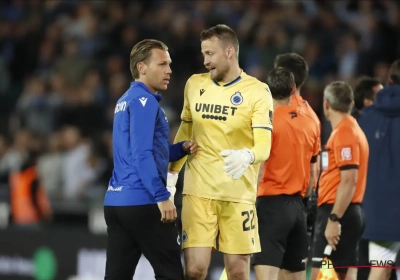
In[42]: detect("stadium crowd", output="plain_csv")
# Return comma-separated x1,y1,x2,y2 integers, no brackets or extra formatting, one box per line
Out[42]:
0,1,400,280
0,0,399,230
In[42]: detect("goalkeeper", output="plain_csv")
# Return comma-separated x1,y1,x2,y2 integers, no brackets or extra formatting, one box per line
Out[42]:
169,24,273,280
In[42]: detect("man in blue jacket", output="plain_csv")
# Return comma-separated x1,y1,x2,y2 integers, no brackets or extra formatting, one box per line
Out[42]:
358,59,400,280
350,75,385,280
103,39,197,280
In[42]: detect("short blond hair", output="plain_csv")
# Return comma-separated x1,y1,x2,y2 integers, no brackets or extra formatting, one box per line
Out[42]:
130,39,168,79
200,24,239,57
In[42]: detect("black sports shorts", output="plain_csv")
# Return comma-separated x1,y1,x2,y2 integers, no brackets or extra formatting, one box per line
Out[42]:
104,205,184,280
252,194,307,272
311,203,365,274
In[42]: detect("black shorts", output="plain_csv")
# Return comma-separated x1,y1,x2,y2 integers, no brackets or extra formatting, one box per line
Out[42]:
104,205,184,280
311,203,365,274
252,195,307,272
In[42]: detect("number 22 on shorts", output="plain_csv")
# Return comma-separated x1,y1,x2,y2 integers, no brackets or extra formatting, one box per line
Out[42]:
241,210,255,231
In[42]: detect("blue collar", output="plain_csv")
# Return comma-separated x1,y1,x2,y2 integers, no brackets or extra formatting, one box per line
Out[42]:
212,75,242,87
131,81,162,101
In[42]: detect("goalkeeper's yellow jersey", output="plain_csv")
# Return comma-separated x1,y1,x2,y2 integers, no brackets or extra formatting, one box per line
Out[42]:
178,71,273,204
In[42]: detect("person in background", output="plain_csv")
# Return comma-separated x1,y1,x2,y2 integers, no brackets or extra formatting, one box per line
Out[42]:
10,149,52,228
274,53,321,255
358,59,400,280
351,76,383,120
253,68,319,280
311,81,368,280
352,76,387,280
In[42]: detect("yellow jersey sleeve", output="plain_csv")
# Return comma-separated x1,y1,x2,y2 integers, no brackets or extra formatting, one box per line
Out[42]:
251,85,273,131
250,84,273,164
181,77,192,122
251,128,272,164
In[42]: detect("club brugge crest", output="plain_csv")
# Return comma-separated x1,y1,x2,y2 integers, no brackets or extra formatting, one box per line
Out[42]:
231,92,243,105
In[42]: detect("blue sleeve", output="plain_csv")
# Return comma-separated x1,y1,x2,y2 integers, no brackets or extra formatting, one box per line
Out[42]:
129,96,170,203
169,141,187,162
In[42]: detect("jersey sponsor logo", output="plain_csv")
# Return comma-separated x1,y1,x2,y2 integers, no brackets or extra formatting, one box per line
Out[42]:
200,89,205,96
177,234,181,245
341,147,352,161
195,103,238,121
230,92,243,105
114,101,127,113
107,186,123,192
139,97,148,107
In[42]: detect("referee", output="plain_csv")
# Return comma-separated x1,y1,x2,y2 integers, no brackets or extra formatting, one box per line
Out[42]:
104,39,196,280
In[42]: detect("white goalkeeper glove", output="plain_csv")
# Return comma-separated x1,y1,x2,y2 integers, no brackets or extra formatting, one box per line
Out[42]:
166,172,178,202
220,149,255,180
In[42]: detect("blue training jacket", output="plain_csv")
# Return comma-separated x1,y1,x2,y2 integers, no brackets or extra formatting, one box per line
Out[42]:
359,85,400,242
104,82,187,206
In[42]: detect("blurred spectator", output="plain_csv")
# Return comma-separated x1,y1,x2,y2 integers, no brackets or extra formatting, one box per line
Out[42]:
53,37,92,87
0,129,31,176
9,149,52,228
13,75,62,137
56,85,107,137
60,126,93,201
82,69,107,105
336,32,361,81
37,132,63,199
0,0,399,226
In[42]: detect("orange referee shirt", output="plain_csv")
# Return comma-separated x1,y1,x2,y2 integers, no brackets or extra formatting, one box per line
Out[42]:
258,104,320,197
318,116,369,206
292,95,321,188
291,95,321,129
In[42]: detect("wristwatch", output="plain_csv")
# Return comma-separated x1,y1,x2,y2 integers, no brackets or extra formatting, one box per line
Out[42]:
329,213,341,222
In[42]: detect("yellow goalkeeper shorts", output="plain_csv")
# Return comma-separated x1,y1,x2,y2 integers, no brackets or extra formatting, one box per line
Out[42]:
181,194,261,254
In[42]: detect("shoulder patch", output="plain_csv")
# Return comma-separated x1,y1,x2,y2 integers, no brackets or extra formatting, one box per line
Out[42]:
341,147,352,161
